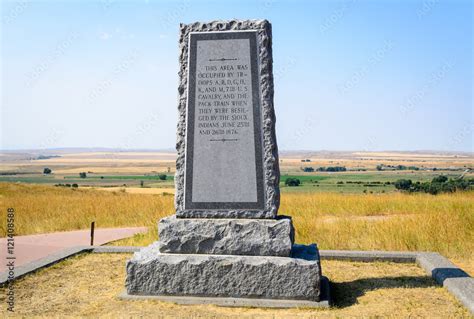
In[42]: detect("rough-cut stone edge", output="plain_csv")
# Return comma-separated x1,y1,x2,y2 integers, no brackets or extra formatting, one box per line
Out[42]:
175,20,280,219
158,214,294,256
118,276,330,308
129,242,320,265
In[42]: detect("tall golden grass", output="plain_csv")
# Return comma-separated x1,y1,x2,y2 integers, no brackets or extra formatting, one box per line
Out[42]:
285,192,473,259
1,183,472,268
0,183,172,236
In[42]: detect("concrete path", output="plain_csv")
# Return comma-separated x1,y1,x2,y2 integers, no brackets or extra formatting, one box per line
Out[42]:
0,227,147,272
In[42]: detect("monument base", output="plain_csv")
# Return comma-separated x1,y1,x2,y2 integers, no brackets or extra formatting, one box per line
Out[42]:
159,215,294,256
126,242,323,303
119,277,330,308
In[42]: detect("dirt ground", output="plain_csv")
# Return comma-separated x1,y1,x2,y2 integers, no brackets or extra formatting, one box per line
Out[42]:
0,253,469,318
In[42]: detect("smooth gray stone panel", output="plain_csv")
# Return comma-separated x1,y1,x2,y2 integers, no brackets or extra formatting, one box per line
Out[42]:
126,242,322,301
188,34,260,205
158,215,294,256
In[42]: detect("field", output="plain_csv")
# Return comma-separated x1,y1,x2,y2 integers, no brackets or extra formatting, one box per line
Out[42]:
1,150,473,316
0,150,472,194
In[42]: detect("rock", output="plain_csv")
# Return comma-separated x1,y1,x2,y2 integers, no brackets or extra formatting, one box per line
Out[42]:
126,242,322,301
158,215,294,256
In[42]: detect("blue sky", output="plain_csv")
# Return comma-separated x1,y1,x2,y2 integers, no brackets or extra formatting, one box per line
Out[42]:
1,0,472,151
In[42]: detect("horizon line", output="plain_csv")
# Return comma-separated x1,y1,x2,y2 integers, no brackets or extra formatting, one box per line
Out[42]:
0,147,472,155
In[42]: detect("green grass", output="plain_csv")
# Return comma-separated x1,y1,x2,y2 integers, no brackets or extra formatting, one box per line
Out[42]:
280,175,329,182
2,171,466,194
0,176,58,183
279,172,463,193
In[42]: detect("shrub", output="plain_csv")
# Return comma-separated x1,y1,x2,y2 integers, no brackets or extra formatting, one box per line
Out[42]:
285,178,301,187
158,174,167,181
395,176,473,195
43,168,52,174
432,175,448,184
79,172,87,178
394,179,412,191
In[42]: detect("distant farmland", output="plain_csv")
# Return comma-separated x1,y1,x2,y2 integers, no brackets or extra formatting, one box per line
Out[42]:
0,150,472,194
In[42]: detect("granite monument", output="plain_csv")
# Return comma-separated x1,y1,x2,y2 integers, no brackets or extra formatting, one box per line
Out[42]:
125,20,327,307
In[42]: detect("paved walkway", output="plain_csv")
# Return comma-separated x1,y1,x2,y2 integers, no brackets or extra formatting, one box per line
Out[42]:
0,227,147,272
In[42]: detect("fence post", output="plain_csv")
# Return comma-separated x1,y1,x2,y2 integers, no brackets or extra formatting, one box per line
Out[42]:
90,221,95,246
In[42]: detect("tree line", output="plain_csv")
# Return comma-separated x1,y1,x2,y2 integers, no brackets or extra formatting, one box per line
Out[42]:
394,176,473,195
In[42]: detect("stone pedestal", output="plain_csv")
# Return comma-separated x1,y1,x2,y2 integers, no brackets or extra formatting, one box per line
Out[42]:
158,215,294,256
126,242,322,301
125,217,325,304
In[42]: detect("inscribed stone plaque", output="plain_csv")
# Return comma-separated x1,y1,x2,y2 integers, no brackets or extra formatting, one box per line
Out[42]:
175,20,280,218
185,31,264,209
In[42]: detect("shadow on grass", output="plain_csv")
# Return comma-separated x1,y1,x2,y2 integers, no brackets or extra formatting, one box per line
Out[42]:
331,275,435,308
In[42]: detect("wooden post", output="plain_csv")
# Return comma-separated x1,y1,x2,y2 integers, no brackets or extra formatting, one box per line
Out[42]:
90,221,95,246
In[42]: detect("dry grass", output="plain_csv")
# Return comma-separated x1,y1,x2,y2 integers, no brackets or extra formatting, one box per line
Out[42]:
279,157,473,171
85,187,175,195
284,192,473,245
53,166,175,174
0,183,173,236
0,253,469,318
1,183,473,274
284,192,474,274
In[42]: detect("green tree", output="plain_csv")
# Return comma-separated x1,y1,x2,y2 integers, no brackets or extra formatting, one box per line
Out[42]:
394,179,412,191
285,178,301,187
79,172,87,178
43,168,52,174
432,175,448,183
